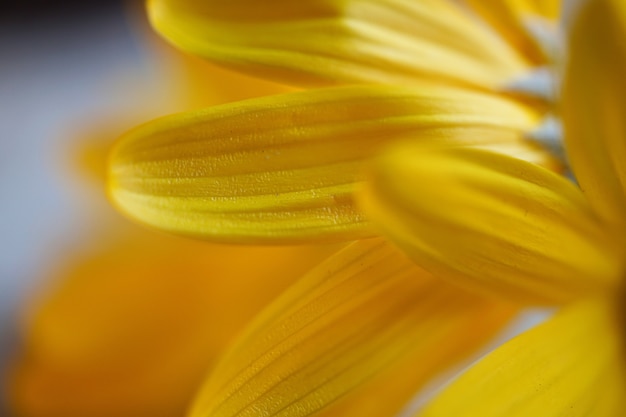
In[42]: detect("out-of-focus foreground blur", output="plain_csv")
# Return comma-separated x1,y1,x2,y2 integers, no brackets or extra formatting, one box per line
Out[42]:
1,2,319,416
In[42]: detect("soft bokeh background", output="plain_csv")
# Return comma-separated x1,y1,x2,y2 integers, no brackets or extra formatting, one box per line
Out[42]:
0,3,303,415
0,0,166,409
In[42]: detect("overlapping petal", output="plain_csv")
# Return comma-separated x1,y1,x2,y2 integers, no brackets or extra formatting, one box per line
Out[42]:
419,298,626,417
189,239,515,417
109,86,538,243
148,0,528,89
562,0,626,233
360,142,622,304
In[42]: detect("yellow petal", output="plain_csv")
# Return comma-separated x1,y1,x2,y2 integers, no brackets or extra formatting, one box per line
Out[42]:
465,0,561,63
190,238,516,417
8,232,337,417
562,0,626,232
108,85,537,244
148,0,528,90
420,298,626,417
359,142,622,304
315,300,514,417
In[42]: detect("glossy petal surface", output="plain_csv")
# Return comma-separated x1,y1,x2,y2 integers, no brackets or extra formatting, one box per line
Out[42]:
360,142,622,304
109,86,537,243
148,0,527,89
190,239,515,417
420,298,626,417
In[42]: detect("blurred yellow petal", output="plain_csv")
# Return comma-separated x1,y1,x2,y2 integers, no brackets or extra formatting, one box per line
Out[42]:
562,0,626,231
9,232,337,417
109,85,537,244
360,142,622,304
176,55,295,108
148,0,528,89
420,298,626,417
315,297,514,417
190,239,516,417
465,0,560,63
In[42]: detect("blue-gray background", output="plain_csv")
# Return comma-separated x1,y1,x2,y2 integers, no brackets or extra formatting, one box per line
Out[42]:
0,2,158,411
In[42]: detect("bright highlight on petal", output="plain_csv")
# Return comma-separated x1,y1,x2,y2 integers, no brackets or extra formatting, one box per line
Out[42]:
148,0,528,89
562,0,626,232
419,298,626,417
190,239,515,417
109,86,537,243
360,142,622,304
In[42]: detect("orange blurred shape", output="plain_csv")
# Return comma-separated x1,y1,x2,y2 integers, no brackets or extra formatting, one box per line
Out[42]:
8,233,337,417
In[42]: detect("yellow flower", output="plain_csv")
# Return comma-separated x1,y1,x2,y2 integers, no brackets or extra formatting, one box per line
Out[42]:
360,0,626,414
107,0,563,246
102,2,599,417
99,2,622,417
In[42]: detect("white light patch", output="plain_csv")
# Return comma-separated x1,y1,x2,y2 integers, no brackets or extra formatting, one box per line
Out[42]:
501,67,556,101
